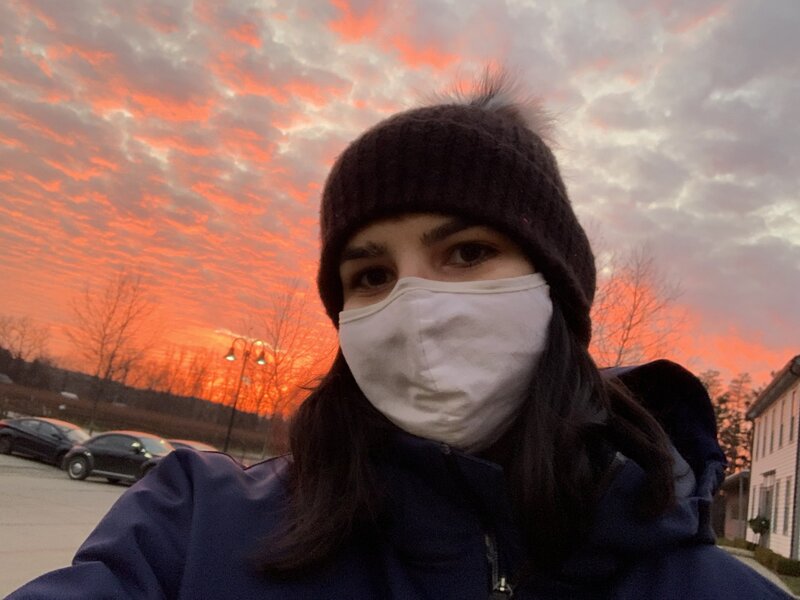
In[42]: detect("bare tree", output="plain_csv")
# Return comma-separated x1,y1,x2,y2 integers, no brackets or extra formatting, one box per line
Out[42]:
0,315,50,361
252,281,336,456
590,244,684,367
66,270,159,432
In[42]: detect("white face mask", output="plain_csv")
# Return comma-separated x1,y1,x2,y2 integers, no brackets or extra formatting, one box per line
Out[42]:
339,273,553,453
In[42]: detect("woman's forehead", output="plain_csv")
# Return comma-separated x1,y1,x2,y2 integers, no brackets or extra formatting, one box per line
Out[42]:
346,213,481,245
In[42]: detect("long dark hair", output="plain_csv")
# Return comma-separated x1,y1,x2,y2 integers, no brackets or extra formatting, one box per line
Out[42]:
257,304,676,576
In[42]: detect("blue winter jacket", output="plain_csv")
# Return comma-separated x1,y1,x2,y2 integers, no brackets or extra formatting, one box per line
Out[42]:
8,360,793,599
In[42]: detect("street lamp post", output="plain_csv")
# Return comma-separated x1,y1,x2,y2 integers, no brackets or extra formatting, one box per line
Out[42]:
222,337,266,454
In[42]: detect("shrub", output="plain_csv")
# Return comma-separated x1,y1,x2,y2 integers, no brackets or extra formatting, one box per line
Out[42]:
776,556,800,577
749,545,800,575
754,547,779,571
749,516,770,536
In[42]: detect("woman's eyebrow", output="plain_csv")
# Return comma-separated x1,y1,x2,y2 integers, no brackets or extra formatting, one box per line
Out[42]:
340,241,387,263
340,219,476,264
420,218,474,246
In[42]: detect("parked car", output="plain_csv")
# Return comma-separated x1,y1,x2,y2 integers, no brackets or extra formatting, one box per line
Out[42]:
64,431,175,484
0,416,89,467
168,439,218,452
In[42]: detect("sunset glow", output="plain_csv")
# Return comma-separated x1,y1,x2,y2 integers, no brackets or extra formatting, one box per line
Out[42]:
1,0,798,409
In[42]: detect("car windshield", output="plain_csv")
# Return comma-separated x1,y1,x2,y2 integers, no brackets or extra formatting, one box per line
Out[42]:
139,436,173,455
59,425,90,443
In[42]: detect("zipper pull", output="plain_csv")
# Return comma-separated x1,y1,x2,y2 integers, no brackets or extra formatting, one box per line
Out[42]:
489,577,514,599
485,533,513,598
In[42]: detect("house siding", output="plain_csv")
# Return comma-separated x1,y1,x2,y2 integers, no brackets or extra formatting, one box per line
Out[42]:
747,382,800,558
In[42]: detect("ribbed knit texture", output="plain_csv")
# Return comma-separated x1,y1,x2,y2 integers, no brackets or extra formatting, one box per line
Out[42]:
317,104,596,346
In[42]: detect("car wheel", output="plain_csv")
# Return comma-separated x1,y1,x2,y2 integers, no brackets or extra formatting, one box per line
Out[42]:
0,436,11,455
66,456,89,480
106,477,120,484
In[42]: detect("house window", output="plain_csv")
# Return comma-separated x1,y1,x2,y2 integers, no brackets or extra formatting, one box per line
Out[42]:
773,480,780,533
780,399,785,447
784,478,792,535
754,421,760,460
752,486,758,518
771,409,775,453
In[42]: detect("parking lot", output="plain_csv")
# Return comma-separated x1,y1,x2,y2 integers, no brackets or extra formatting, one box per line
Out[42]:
0,453,126,596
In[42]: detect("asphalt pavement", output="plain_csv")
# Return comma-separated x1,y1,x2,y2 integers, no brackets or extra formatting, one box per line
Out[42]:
0,453,126,596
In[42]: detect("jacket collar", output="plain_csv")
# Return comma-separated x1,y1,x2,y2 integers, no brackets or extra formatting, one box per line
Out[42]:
375,360,726,584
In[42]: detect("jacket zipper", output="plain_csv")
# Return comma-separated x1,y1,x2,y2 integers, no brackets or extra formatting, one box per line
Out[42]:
485,532,513,598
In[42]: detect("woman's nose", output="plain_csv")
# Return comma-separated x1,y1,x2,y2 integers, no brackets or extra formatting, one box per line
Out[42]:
394,255,436,281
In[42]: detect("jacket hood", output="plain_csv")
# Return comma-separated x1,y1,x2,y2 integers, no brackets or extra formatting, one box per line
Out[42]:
564,359,727,582
603,359,725,481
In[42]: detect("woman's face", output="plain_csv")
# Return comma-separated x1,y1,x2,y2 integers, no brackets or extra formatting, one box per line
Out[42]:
339,213,535,310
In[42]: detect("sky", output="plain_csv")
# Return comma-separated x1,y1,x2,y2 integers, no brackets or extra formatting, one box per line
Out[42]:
0,0,798,390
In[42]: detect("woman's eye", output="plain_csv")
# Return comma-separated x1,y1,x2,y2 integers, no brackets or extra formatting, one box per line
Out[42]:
353,267,392,289
449,243,497,266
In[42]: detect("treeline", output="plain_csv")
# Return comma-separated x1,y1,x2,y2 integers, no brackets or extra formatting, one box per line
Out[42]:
0,346,290,457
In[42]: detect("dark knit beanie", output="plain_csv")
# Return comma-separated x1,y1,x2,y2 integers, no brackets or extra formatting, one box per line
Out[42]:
317,102,596,346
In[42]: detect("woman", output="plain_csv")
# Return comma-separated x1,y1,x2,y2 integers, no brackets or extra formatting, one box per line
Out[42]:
10,73,790,599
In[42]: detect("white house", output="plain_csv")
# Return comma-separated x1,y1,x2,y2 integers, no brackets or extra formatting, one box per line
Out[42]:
746,355,800,557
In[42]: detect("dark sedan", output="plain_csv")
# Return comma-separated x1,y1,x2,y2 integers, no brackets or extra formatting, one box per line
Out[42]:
168,439,218,452
0,416,89,467
64,431,175,484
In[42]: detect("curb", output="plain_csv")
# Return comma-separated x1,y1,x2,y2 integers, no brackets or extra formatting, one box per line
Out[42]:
721,545,755,558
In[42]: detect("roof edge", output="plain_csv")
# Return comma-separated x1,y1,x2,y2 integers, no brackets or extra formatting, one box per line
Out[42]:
746,355,800,419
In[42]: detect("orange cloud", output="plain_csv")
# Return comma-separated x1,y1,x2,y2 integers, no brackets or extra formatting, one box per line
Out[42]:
670,4,728,35
210,53,286,102
218,127,276,164
89,156,120,172
135,133,213,157
328,0,384,41
22,1,58,31
390,35,457,70
191,181,265,216
136,4,182,34
74,190,113,208
43,158,103,182
284,78,345,107
46,43,114,67
0,132,23,148
229,22,261,48
130,92,215,123
22,173,61,192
